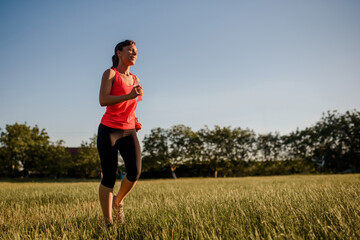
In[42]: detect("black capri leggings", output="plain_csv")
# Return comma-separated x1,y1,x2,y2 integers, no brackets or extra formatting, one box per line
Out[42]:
97,124,141,188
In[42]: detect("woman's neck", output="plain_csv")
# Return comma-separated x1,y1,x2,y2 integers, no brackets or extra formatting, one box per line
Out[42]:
116,63,130,76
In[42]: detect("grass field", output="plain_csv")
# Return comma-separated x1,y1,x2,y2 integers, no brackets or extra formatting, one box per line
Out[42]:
0,174,359,240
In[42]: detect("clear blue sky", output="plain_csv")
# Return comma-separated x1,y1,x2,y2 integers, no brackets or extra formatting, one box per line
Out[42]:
1,0,359,147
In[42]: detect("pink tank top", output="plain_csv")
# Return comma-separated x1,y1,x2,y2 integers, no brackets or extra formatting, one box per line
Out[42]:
100,68,138,129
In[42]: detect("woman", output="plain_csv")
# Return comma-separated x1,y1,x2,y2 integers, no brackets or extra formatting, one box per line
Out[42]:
97,40,143,226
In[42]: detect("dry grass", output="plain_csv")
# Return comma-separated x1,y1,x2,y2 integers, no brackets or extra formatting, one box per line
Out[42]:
0,174,359,239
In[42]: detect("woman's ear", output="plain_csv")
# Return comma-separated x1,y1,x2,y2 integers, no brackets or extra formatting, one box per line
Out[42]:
116,49,121,58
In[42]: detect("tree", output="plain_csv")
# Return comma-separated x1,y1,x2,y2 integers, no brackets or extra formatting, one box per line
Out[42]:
280,110,360,173
256,132,283,162
168,125,202,178
233,128,257,175
282,127,314,161
0,145,7,176
142,127,175,178
42,140,72,178
310,110,360,172
198,126,242,177
0,123,50,177
72,135,101,178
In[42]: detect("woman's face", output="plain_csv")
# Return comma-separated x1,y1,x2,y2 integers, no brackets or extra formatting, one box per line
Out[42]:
117,44,137,66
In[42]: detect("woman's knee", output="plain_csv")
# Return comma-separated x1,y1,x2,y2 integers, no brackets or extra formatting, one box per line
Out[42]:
127,168,141,182
101,173,117,188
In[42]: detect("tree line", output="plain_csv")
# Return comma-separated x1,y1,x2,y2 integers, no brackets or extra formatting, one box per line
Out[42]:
0,110,359,179
142,110,359,178
0,124,101,178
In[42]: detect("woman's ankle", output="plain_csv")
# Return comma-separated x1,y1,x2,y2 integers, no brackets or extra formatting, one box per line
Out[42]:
113,195,124,206
103,217,113,225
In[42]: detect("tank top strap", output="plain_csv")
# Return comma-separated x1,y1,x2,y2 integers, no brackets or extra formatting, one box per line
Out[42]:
112,68,121,84
112,67,119,76
130,73,139,85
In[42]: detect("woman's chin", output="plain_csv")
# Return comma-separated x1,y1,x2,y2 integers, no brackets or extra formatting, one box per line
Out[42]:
127,60,136,66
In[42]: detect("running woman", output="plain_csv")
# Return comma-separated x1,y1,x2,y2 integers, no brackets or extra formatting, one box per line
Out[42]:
97,40,143,226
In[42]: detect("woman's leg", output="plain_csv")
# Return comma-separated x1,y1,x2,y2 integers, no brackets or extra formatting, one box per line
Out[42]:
114,176,137,205
99,184,113,224
114,130,142,205
97,124,119,224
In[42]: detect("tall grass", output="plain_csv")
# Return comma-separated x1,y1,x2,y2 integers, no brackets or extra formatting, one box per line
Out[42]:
0,174,359,239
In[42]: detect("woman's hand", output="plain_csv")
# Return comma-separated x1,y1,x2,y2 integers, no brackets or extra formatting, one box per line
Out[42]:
128,85,143,99
135,117,142,132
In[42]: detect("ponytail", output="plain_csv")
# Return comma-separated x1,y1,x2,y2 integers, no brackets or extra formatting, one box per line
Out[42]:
111,40,136,68
111,54,119,69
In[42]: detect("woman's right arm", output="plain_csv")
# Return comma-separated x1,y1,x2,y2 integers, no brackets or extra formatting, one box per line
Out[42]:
99,69,140,106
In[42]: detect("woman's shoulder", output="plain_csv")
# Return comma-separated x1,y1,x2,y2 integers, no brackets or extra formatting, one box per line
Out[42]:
102,68,116,79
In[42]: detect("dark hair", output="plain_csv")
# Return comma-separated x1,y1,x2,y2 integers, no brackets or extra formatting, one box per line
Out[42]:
111,40,136,68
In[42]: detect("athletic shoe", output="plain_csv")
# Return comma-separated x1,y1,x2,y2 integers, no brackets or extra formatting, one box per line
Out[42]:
112,196,125,224
102,220,113,228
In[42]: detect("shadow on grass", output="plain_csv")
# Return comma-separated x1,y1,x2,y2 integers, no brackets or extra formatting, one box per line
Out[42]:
0,177,101,183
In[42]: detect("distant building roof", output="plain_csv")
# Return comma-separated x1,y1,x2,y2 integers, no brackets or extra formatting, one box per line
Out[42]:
66,147,79,156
